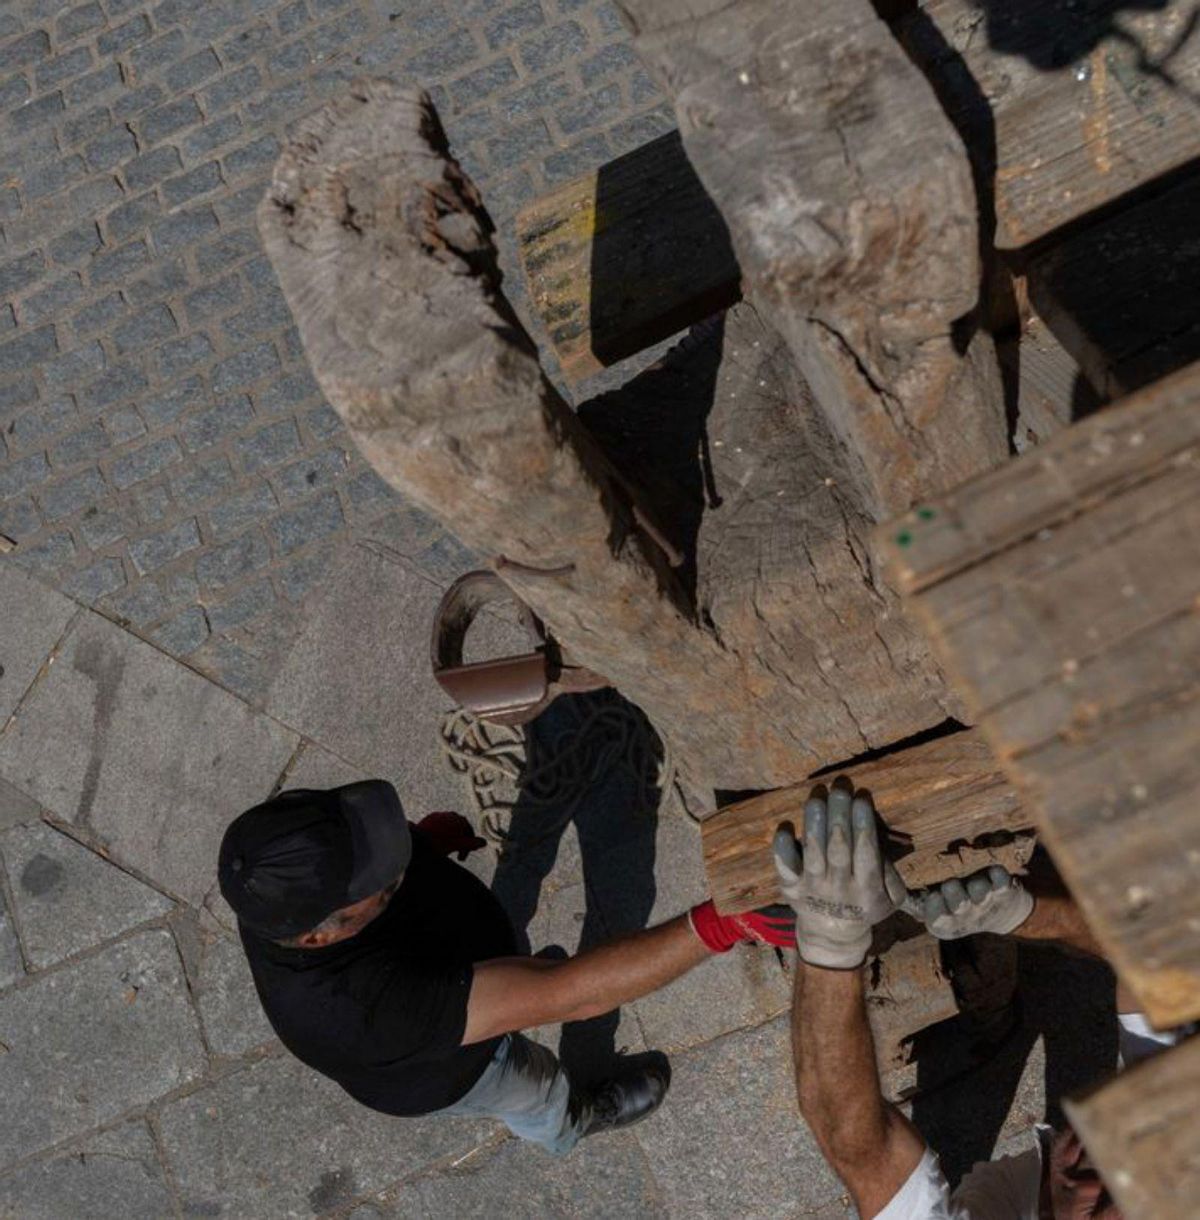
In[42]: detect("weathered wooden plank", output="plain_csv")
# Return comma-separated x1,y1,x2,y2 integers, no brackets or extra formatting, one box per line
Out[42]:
617,0,1009,519
900,0,1200,248
1065,1036,1200,1220
1028,172,1200,398
703,729,1036,915
877,362,1200,1026
882,361,1200,598
1006,314,1099,454
515,130,742,383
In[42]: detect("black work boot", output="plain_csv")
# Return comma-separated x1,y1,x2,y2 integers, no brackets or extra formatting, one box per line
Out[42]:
581,1056,670,1138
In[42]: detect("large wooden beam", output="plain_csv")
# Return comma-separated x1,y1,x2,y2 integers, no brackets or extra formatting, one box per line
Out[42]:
878,361,1200,1027
703,729,1036,914
1065,1036,1200,1220
616,0,1009,518
1027,171,1200,400
516,130,742,384
259,82,958,795
899,0,1200,249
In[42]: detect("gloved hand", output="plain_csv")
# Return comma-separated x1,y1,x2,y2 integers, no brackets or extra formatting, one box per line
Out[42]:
773,787,912,969
688,899,797,952
415,811,487,860
921,866,1034,939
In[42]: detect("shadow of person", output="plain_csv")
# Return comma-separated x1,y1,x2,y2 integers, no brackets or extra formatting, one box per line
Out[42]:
488,688,664,1086
973,0,1172,67
910,939,1119,1187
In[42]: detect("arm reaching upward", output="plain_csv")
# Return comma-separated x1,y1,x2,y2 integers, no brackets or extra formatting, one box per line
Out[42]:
776,787,927,1217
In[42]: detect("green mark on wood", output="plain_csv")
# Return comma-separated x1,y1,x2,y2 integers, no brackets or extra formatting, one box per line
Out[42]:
917,507,936,521
895,529,913,547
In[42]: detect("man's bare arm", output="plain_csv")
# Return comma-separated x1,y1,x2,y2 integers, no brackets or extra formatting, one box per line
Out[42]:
462,915,710,1045
793,961,926,1219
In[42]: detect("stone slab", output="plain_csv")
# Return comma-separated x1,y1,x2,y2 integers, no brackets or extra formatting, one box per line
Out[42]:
0,886,22,989
0,929,206,1167
634,1015,847,1219
195,930,277,1059
266,546,527,820
0,777,40,832
157,1054,494,1219
0,1120,173,1219
523,879,646,1078
402,1130,667,1219
0,820,173,968
0,610,298,905
592,805,790,1052
279,739,369,793
0,565,76,725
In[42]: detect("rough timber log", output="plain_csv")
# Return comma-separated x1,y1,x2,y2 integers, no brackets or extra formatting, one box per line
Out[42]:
614,0,1009,519
261,81,984,794
703,728,1036,915
878,361,1200,1028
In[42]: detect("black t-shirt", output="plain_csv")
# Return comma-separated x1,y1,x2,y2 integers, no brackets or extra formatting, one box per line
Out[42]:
239,830,518,1116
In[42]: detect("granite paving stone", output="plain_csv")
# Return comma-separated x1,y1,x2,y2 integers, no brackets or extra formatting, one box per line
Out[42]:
0,887,22,988
0,929,206,1166
590,803,791,1053
404,1130,667,1218
0,610,298,905
0,778,40,833
266,545,526,815
0,565,78,725
0,1119,174,1219
0,819,173,968
634,1017,848,1219
194,929,278,1058
157,1054,494,1218
280,739,368,791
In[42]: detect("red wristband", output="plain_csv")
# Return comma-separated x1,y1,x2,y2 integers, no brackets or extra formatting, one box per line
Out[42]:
689,899,797,953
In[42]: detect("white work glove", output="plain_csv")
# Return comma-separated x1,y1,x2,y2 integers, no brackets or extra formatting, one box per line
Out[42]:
773,787,912,970
921,866,1034,939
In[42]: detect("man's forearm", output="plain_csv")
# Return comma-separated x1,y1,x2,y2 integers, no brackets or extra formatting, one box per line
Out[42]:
550,915,711,1022
464,915,711,1042
793,962,925,1219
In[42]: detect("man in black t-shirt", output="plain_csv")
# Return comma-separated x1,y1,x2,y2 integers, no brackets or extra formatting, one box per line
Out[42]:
218,780,794,1153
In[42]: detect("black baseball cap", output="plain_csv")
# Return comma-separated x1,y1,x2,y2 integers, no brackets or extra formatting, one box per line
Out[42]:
218,780,411,940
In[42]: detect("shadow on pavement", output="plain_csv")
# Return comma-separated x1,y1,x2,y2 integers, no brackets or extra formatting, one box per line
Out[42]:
488,689,664,1086
911,940,1119,1186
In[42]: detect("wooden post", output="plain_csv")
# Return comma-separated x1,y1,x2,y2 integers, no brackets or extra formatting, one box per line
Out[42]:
615,0,1010,518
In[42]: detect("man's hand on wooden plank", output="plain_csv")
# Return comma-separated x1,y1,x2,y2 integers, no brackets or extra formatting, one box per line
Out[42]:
921,866,1034,940
773,787,913,970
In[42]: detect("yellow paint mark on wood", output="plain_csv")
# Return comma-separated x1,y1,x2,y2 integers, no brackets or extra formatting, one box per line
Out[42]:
1082,45,1113,175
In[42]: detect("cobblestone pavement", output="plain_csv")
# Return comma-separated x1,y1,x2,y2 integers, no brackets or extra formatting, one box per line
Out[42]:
0,0,672,705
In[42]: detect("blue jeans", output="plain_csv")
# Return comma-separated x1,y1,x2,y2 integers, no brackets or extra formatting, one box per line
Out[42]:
440,1034,586,1155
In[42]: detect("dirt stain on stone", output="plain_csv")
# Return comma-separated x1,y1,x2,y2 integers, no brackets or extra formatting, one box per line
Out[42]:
72,636,126,828
308,1167,355,1214
20,852,64,896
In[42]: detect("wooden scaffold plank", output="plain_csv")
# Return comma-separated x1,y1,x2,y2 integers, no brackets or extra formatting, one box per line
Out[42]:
878,361,1200,1028
1065,1035,1200,1220
900,0,1200,249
